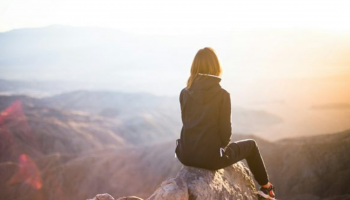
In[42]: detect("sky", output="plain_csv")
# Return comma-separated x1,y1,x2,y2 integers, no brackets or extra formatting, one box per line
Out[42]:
1,0,350,35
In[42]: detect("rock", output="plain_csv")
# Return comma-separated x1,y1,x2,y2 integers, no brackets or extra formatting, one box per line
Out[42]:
147,161,257,200
116,196,144,200
87,194,144,200
88,194,144,200
87,193,115,200
89,161,257,200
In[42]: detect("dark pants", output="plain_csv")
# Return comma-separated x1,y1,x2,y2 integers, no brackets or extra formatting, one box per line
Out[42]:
224,139,269,186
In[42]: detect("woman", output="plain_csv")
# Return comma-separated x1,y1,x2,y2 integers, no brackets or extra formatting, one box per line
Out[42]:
175,47,276,200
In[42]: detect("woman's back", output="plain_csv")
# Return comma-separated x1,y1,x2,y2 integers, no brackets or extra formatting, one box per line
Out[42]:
176,73,232,170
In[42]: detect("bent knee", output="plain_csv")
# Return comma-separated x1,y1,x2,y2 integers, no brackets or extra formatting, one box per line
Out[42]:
247,139,257,147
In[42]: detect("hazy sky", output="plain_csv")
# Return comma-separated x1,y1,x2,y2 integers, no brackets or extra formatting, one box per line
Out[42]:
1,0,350,35
1,0,350,90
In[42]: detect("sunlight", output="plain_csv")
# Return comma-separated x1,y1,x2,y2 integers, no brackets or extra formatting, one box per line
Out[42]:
1,0,350,34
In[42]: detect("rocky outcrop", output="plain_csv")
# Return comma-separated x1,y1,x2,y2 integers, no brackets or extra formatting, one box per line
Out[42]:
147,161,257,200
87,193,143,200
89,161,258,200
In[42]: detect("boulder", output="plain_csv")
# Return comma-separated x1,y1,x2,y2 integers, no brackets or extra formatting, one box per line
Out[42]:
89,161,258,200
147,161,257,200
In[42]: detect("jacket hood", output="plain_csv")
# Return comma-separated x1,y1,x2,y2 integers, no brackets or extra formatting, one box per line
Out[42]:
187,74,222,105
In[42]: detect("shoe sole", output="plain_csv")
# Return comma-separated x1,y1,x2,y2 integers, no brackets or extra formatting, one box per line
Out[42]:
257,191,276,200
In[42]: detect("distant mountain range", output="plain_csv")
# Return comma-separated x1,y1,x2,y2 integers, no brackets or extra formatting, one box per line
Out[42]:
0,25,193,95
0,89,283,139
0,93,181,146
1,25,350,95
0,92,349,199
0,78,86,97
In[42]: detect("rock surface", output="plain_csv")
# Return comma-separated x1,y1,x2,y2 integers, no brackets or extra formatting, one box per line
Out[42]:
89,161,257,200
147,161,257,200
87,193,115,200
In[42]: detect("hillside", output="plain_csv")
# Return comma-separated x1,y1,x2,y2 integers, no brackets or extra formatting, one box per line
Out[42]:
268,130,350,200
1,93,350,199
0,93,181,145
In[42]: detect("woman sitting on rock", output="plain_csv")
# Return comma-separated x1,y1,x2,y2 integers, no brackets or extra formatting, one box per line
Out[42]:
175,47,276,200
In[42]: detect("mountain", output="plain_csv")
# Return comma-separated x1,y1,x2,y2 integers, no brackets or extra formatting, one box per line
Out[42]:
0,90,284,143
1,92,349,200
1,25,350,96
41,90,283,136
267,130,350,200
0,93,182,199
0,95,128,162
0,79,90,97
0,25,191,95
0,92,184,145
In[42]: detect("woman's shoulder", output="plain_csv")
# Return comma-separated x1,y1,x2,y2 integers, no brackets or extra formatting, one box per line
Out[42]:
220,87,230,96
180,87,187,96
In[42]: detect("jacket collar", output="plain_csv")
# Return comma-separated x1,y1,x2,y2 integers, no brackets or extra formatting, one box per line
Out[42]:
190,73,221,91
187,73,222,104
197,73,221,79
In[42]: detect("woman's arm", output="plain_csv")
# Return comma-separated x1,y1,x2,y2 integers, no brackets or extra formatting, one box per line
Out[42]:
218,91,232,147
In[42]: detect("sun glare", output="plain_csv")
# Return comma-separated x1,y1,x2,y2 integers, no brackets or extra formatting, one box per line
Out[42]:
0,0,350,35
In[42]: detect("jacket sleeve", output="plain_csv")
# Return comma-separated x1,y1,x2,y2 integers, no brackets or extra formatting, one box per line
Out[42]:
218,91,232,147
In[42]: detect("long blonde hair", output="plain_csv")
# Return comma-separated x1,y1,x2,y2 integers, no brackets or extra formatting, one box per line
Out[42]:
186,47,222,89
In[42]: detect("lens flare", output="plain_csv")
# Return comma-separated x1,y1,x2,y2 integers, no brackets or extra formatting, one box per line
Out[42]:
0,100,25,124
8,154,43,189
0,100,42,190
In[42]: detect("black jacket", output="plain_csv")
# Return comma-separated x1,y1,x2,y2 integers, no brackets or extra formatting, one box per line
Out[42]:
175,74,232,170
